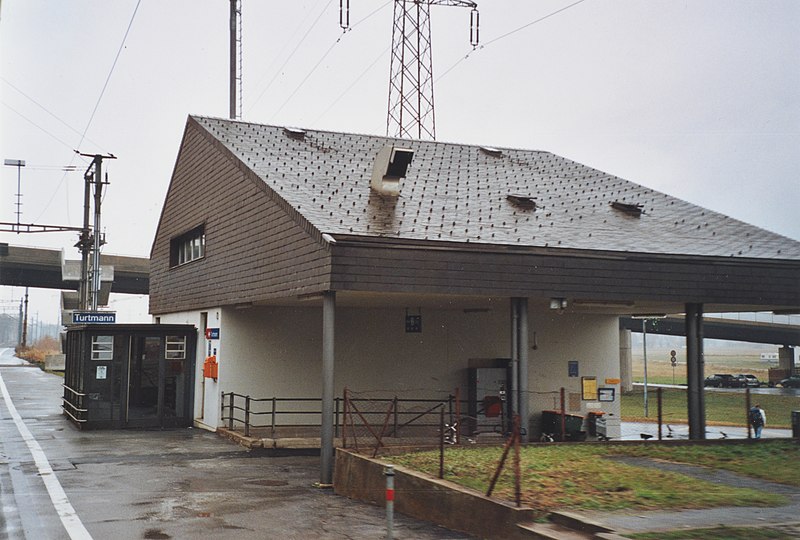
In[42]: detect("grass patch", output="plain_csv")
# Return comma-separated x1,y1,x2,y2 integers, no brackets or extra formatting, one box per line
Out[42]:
603,440,800,486
627,526,789,539
621,387,799,428
387,442,792,514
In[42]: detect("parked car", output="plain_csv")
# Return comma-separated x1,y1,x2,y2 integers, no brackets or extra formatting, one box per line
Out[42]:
736,374,761,388
779,376,800,388
704,374,744,388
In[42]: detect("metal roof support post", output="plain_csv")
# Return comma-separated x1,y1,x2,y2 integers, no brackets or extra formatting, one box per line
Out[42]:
510,299,519,421
686,303,706,439
320,291,336,485
517,297,529,443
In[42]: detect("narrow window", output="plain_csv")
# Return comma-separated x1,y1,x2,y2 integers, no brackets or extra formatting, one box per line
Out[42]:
91,335,113,361
170,225,205,267
165,336,187,360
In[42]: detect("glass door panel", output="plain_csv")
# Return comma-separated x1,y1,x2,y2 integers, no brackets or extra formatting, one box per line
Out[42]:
128,337,161,421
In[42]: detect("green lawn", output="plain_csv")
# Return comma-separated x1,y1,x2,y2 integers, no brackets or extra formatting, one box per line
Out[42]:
627,526,789,540
387,441,795,515
621,387,799,428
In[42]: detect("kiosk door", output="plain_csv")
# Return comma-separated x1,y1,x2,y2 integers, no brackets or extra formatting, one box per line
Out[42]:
127,336,162,425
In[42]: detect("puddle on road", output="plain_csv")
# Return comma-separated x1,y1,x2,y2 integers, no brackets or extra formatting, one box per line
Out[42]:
245,478,289,487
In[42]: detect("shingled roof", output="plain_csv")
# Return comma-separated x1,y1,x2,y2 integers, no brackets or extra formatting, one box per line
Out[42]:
194,116,800,261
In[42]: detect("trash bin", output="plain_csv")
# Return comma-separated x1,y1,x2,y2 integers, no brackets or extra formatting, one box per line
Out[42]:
587,411,604,436
540,410,585,441
792,411,800,439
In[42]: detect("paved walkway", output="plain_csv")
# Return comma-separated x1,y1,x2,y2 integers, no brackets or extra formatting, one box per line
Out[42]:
621,420,792,440
0,351,473,540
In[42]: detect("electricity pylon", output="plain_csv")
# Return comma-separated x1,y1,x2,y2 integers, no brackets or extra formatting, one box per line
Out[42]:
341,0,479,140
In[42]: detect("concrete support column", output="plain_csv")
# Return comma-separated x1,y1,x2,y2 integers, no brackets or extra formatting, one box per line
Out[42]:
686,303,705,440
517,298,530,443
779,345,795,371
320,291,336,485
619,328,633,393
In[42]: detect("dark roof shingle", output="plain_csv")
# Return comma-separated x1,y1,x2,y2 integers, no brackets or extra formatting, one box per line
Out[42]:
194,116,800,260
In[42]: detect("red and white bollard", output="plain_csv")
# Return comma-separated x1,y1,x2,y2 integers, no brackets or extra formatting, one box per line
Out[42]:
385,465,395,539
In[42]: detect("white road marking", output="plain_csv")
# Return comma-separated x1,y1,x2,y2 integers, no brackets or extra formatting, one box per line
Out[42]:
0,370,93,539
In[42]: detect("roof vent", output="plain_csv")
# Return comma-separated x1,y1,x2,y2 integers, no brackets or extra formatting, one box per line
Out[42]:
480,146,503,157
371,145,413,196
506,194,537,210
611,201,644,217
283,127,306,140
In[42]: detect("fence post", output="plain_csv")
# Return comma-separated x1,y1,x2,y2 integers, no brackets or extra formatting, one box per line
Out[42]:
245,395,251,437
335,396,340,438
271,396,276,438
559,387,566,442
657,387,663,441
513,415,521,507
393,396,398,437
342,388,349,449
228,393,234,430
439,406,445,479
454,387,462,445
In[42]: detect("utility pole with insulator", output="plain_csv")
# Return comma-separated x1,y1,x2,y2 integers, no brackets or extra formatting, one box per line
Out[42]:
230,0,243,120
77,153,116,311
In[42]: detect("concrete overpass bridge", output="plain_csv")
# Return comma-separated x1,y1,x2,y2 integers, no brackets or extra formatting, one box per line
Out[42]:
0,243,148,294
620,316,800,347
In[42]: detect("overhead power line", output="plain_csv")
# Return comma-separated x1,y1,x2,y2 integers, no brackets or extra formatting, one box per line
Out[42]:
34,0,140,224
2,102,86,153
247,0,335,115
1,77,107,153
272,0,392,123
77,0,142,149
439,0,589,81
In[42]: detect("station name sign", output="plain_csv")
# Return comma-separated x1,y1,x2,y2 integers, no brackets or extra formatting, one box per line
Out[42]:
72,311,116,324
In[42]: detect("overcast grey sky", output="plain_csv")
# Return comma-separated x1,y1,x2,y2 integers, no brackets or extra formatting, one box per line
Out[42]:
1,0,798,324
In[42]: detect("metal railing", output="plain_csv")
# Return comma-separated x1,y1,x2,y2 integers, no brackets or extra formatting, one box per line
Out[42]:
62,384,88,423
220,391,465,439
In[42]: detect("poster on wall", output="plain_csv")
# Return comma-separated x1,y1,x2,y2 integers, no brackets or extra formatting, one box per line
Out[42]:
581,376,598,400
598,387,615,402
568,360,579,377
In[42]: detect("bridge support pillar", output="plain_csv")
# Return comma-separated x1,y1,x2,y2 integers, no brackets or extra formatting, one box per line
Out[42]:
779,345,795,371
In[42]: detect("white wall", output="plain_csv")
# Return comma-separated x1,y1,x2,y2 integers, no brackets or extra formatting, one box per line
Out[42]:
214,302,621,436
528,309,622,437
156,308,222,430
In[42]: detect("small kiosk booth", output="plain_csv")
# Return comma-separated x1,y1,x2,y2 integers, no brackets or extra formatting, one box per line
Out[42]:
63,324,197,429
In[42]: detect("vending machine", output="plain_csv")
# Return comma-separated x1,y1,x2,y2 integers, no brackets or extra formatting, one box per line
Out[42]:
467,362,512,435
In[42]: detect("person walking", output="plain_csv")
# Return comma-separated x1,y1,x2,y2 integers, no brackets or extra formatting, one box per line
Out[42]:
750,403,766,439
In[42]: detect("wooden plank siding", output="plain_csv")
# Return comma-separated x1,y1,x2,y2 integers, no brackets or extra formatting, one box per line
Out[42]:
149,120,332,314
328,242,800,307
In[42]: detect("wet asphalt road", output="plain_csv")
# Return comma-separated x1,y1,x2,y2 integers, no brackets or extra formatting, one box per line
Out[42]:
0,349,472,540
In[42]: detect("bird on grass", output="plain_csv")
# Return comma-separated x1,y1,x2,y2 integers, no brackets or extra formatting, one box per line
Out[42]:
665,425,674,438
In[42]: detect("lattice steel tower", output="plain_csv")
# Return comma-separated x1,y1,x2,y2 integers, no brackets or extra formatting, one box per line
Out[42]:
341,0,479,140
